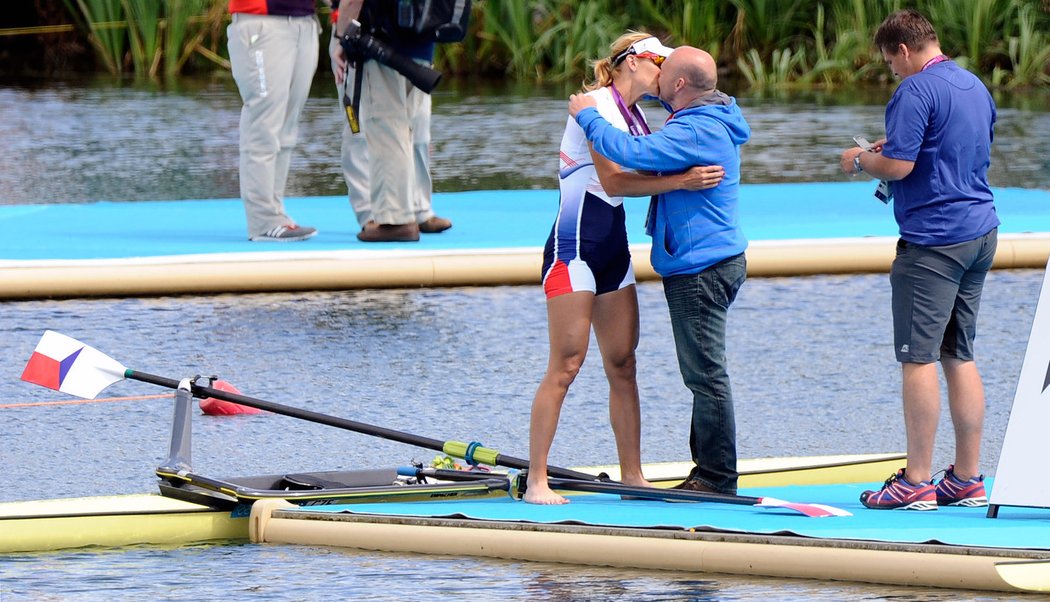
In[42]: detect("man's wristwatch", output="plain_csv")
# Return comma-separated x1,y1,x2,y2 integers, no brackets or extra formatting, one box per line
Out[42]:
853,152,865,174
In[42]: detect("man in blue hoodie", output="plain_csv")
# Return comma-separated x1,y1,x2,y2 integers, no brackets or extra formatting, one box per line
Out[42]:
569,46,751,494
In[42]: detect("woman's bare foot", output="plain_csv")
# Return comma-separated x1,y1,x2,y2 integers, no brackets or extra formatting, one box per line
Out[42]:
523,482,569,505
622,476,652,488
619,476,653,500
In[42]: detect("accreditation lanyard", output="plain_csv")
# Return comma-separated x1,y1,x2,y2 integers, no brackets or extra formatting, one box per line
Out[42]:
609,84,652,136
921,54,950,71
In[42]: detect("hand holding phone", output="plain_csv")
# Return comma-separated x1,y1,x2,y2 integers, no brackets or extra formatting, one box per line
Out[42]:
851,135,892,204
852,135,873,150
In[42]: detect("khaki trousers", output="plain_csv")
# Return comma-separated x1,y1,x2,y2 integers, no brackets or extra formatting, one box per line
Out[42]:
332,38,434,227
229,13,319,238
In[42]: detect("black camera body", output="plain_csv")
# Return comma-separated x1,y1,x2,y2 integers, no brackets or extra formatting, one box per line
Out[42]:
339,19,442,94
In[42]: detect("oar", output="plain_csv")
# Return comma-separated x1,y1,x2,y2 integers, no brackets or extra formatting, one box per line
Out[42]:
21,331,851,518
19,330,599,481
404,468,852,518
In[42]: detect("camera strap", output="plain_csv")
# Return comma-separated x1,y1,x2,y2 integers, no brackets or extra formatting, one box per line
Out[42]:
342,62,366,134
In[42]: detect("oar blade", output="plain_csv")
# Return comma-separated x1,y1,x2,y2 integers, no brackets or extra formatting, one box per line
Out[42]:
756,496,852,518
20,331,127,399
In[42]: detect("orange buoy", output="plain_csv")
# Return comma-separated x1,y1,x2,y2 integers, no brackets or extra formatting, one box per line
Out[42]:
199,380,262,416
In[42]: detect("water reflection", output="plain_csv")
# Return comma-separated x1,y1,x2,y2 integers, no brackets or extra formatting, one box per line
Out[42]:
0,75,1046,206
0,541,993,601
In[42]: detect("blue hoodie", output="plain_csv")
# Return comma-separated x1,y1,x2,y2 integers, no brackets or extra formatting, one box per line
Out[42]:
576,94,751,277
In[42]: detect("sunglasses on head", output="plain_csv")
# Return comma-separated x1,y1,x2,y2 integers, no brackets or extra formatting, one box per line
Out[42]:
612,38,669,67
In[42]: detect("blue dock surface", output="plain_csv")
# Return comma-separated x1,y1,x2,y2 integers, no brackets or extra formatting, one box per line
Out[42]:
309,479,1050,550
2,183,1047,299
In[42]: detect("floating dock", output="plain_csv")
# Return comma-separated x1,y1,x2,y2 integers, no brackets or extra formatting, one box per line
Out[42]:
2,183,1048,299
0,453,902,554
250,477,1050,594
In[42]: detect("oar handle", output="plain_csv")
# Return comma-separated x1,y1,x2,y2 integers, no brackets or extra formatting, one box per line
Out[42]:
441,440,601,481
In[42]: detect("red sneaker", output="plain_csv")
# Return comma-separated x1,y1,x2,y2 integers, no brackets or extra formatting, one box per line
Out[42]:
934,465,987,507
860,468,937,510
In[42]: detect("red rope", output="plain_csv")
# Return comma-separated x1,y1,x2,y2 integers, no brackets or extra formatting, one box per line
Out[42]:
0,393,168,409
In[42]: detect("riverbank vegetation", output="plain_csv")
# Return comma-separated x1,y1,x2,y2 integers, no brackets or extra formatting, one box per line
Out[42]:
5,0,1047,89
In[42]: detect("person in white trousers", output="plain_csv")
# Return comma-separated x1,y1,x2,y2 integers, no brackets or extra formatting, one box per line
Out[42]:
228,1,319,242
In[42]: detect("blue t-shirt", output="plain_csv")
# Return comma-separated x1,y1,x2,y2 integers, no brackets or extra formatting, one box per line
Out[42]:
881,60,999,246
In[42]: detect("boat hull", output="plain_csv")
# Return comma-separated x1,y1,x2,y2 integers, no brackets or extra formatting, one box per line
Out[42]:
0,453,903,554
0,494,246,554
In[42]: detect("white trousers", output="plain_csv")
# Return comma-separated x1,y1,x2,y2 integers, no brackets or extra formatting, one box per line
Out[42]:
229,13,319,238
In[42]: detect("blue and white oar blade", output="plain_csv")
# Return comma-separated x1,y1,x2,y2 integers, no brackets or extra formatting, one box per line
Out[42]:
20,331,127,399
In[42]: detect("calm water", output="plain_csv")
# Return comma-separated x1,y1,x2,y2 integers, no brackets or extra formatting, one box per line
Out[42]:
0,74,1048,600
1,75,1048,204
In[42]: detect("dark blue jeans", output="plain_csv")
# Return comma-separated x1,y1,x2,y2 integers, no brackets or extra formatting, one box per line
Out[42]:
662,253,746,494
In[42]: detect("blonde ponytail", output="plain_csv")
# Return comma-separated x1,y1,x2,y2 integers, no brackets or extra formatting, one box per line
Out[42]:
579,30,655,93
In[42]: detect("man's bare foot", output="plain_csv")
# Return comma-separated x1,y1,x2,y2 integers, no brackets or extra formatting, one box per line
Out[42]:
523,482,569,505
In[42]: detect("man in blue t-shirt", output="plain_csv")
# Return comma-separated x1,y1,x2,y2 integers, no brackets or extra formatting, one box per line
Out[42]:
839,9,998,511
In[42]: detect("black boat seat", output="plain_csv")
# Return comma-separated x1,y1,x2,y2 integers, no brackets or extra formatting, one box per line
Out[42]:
279,473,354,490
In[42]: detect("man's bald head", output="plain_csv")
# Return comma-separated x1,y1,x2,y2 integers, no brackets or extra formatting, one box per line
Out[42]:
658,46,718,110
666,46,717,91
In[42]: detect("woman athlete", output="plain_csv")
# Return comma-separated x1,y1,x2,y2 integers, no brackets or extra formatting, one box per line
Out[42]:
525,32,725,504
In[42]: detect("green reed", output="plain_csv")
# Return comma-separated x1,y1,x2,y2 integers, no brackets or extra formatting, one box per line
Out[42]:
63,0,225,77
806,0,886,87
123,0,162,76
164,0,227,76
1004,1,1050,87
630,0,727,58
538,0,630,82
726,0,812,58
58,0,1048,88
65,0,125,75
924,0,1018,72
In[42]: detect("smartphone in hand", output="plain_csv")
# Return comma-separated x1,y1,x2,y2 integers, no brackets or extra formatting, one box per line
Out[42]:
851,136,891,204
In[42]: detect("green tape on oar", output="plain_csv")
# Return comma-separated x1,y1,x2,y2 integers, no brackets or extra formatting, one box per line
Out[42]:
443,441,500,467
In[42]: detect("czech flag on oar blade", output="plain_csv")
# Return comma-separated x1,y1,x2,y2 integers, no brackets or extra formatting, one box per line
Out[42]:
21,330,127,399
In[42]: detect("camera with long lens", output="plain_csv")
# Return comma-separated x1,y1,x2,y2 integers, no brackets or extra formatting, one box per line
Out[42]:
339,19,442,94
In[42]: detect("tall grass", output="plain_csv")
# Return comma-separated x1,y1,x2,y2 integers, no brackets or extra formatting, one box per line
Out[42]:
726,0,811,59
436,0,1048,89
65,0,125,75
631,0,727,58
123,0,162,76
925,0,1018,72
1005,1,1050,86
164,0,227,76
63,0,226,77
59,0,1050,88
